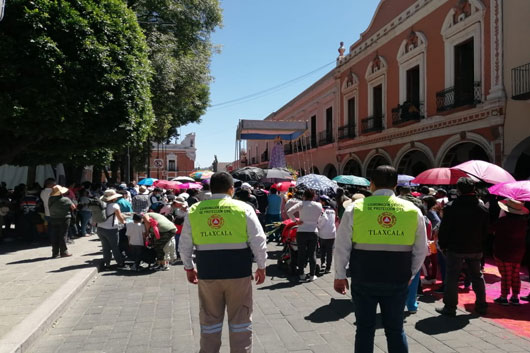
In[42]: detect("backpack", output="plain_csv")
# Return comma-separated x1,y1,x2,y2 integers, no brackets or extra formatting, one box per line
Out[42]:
86,198,113,224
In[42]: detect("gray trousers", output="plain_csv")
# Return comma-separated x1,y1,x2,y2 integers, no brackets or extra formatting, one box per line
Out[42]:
97,227,124,265
443,251,486,311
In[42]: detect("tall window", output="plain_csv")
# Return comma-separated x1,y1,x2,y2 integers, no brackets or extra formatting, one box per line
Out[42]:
454,38,474,106
310,115,317,147
373,84,383,118
325,107,333,141
168,160,176,171
406,65,420,106
347,98,355,126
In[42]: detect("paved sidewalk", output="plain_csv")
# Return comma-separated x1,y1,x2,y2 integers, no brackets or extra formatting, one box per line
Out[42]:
28,243,530,353
0,235,102,353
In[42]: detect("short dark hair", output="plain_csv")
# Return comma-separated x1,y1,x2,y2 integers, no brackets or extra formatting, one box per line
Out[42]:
44,178,56,188
422,195,437,210
303,189,315,200
132,213,142,222
270,188,278,194
370,165,397,189
210,172,234,194
419,186,430,195
457,177,475,194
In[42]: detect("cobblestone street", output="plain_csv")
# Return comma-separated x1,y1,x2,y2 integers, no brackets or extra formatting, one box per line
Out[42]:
27,242,530,353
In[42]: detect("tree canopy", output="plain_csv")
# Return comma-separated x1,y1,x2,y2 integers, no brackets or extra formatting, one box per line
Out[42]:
0,0,154,166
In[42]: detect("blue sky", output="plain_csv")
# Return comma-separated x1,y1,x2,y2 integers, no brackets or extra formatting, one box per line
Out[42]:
179,0,380,168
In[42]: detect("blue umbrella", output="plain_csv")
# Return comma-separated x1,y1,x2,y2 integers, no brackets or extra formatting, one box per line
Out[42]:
333,175,370,187
296,174,338,193
397,175,418,187
137,177,158,186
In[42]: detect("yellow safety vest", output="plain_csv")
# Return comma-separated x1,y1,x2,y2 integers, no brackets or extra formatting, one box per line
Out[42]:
352,195,417,246
188,198,248,246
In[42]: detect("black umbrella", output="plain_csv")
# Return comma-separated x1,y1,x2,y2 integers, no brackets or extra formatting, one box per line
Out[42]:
231,167,266,182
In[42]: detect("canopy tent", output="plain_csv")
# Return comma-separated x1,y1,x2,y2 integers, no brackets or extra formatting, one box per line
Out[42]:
236,120,308,141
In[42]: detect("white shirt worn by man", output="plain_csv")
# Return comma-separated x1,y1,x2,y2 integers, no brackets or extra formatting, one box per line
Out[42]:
287,200,323,233
126,222,144,246
334,189,428,280
179,193,268,270
40,188,53,217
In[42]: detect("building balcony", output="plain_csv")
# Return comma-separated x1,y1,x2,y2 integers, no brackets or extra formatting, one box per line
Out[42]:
338,124,356,140
436,81,481,112
512,62,530,100
391,102,424,126
318,131,334,146
361,115,384,134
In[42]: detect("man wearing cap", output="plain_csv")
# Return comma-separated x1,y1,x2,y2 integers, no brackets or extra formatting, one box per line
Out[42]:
48,185,75,258
97,189,126,268
436,177,489,316
334,165,427,353
179,172,267,353
132,186,150,214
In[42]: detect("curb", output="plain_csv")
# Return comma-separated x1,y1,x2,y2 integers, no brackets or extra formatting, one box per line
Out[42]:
0,267,98,353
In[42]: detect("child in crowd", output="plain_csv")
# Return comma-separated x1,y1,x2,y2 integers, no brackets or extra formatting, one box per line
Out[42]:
317,195,336,274
126,214,145,271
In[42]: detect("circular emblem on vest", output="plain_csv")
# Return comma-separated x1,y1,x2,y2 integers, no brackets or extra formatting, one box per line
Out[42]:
377,212,396,228
208,214,225,229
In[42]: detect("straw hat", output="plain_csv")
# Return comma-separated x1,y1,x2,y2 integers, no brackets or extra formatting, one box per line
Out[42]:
172,196,188,208
138,186,148,194
50,185,69,197
498,198,529,215
342,193,366,209
100,189,123,202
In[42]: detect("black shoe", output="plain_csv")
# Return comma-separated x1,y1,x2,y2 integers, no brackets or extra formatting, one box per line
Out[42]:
494,297,509,306
60,252,72,257
509,297,520,306
435,307,456,317
520,294,530,301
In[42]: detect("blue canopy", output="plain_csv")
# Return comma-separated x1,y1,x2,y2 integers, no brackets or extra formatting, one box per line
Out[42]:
236,119,308,140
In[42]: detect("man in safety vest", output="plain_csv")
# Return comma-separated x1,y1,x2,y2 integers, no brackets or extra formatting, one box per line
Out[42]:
334,165,428,353
179,172,267,353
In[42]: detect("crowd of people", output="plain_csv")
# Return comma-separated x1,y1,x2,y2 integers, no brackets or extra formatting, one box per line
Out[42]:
2,168,530,353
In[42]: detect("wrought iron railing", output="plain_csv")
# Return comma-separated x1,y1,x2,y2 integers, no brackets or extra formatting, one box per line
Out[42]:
391,101,424,126
318,131,334,146
436,81,481,112
512,63,530,100
338,124,356,140
361,115,384,133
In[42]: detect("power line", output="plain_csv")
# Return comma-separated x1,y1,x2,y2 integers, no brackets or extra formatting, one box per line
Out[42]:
209,60,335,109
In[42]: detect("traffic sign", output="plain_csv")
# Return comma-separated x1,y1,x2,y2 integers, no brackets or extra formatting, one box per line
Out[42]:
153,159,163,168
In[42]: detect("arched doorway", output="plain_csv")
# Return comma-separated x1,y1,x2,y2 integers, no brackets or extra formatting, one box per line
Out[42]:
505,137,530,180
366,155,391,178
310,166,320,175
343,159,362,176
440,142,490,167
397,150,432,176
323,164,338,179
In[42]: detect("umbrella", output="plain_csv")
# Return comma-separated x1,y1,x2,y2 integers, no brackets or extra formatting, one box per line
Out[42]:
190,170,214,180
397,174,419,187
273,181,296,192
262,168,293,182
137,178,158,186
296,174,338,192
452,160,516,185
178,182,203,190
332,175,370,186
231,167,266,182
153,180,181,190
488,181,530,201
411,168,469,185
172,176,195,183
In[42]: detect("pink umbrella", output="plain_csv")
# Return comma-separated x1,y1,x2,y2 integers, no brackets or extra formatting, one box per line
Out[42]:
178,182,203,190
273,181,296,192
488,181,530,201
452,160,515,185
153,180,181,190
412,168,470,185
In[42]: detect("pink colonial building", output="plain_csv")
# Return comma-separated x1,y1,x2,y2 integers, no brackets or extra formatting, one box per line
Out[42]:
245,0,520,179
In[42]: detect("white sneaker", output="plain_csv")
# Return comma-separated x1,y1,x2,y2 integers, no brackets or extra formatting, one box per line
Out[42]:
308,275,318,282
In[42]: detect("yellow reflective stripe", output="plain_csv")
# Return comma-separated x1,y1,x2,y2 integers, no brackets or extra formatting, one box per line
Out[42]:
195,242,249,251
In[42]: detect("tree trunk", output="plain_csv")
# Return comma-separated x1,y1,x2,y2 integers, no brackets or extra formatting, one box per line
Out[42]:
27,165,37,186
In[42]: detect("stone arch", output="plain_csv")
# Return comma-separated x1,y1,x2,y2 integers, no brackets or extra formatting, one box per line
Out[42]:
394,143,435,176
342,155,363,176
504,136,530,180
435,133,493,166
323,163,338,179
363,149,392,178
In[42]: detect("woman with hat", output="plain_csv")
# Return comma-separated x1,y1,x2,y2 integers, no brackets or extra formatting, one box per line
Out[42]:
492,198,529,305
97,189,126,268
48,185,75,258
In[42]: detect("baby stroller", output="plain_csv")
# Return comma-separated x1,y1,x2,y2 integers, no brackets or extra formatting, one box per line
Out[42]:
276,219,320,275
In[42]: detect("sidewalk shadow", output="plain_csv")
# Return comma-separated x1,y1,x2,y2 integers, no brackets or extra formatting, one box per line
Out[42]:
305,298,354,323
6,256,51,265
0,239,50,255
48,259,99,273
463,303,530,321
484,273,501,284
258,263,300,290
101,268,156,277
82,251,102,256
415,314,473,335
